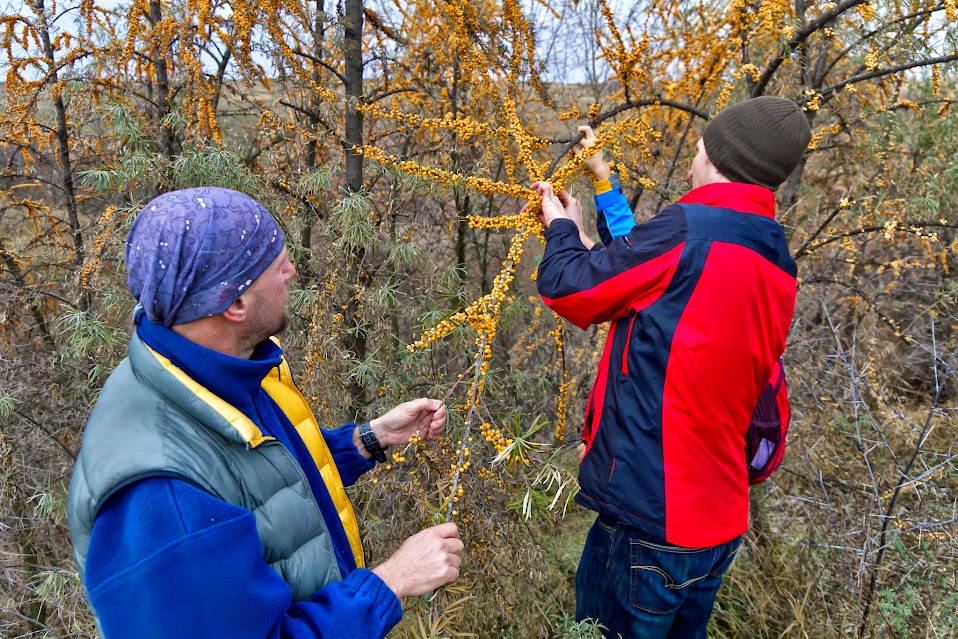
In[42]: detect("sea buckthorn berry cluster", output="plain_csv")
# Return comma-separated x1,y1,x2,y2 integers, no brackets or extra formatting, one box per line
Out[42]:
451,458,472,474
555,377,576,441
81,205,121,288
479,421,510,454
549,320,572,441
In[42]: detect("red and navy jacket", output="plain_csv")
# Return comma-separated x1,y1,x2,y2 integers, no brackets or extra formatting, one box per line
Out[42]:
537,182,797,548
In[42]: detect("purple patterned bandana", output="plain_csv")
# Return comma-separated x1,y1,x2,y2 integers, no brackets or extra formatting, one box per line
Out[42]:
126,187,285,327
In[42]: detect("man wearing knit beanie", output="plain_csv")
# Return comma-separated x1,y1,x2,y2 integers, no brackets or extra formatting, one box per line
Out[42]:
68,187,464,638
701,95,811,190
533,96,809,639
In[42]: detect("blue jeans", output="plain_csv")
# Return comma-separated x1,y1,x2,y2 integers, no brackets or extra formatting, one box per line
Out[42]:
575,514,742,639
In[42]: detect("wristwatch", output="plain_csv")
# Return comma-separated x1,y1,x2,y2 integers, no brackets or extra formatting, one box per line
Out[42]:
358,420,388,463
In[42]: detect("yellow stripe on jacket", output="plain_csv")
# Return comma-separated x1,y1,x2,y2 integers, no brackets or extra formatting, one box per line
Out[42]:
145,342,365,568
144,345,277,448
261,361,365,568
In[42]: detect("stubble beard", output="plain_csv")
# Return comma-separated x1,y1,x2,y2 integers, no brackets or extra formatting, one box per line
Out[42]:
240,307,289,356
273,311,289,337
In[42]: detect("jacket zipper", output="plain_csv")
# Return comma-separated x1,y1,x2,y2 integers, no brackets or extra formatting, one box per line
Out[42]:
583,387,596,446
621,313,638,375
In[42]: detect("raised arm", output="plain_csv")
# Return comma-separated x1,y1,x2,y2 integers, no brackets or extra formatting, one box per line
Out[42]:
533,182,688,329
574,125,636,244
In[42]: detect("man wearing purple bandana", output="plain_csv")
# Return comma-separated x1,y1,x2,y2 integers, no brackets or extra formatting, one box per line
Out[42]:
67,187,463,638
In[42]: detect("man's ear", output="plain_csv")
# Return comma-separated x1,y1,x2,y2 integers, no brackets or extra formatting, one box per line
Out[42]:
703,151,718,172
222,294,249,323
705,155,729,183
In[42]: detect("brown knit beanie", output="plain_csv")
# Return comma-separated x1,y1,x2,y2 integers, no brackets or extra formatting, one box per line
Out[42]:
702,96,811,190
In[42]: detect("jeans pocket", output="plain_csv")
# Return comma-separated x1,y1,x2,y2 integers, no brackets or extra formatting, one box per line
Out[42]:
596,516,617,536
708,537,742,578
629,539,713,614
577,517,620,602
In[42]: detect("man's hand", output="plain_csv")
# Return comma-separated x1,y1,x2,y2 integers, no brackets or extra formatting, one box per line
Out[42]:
530,181,575,230
574,125,612,181
372,523,464,599
356,399,446,457
529,182,594,247
558,188,584,230
558,189,595,249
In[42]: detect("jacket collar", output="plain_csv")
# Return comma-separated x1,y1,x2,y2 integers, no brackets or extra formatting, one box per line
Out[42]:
128,315,276,448
679,182,777,219
135,311,281,415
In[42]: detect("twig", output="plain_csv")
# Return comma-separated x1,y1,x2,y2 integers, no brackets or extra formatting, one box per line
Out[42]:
430,338,488,625
0,606,56,634
397,370,470,457
858,347,957,638
445,338,487,522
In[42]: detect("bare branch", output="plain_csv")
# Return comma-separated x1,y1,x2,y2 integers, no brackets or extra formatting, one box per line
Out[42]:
815,54,958,102
752,0,871,97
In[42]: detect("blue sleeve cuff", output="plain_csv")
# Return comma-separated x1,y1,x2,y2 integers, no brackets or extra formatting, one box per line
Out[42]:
594,182,635,241
318,569,402,626
277,568,401,638
323,423,376,486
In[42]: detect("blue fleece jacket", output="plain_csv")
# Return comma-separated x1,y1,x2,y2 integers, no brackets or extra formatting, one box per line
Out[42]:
83,318,402,638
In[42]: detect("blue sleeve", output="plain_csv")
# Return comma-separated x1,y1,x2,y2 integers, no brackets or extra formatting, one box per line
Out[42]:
322,423,375,486
85,477,401,639
594,174,636,244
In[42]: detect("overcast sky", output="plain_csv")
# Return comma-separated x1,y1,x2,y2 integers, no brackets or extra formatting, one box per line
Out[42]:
1,0,639,86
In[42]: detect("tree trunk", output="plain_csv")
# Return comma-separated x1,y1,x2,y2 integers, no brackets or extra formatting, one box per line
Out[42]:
343,0,364,196
32,0,87,311
299,0,328,284
453,187,469,303
149,0,175,163
342,0,369,417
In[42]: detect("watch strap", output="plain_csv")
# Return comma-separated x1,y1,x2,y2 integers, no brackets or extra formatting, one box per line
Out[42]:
358,420,388,463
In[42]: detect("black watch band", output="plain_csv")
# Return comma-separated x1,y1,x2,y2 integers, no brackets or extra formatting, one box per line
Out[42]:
358,420,388,463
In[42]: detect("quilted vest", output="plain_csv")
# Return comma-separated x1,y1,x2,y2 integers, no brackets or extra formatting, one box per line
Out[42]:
67,332,364,603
